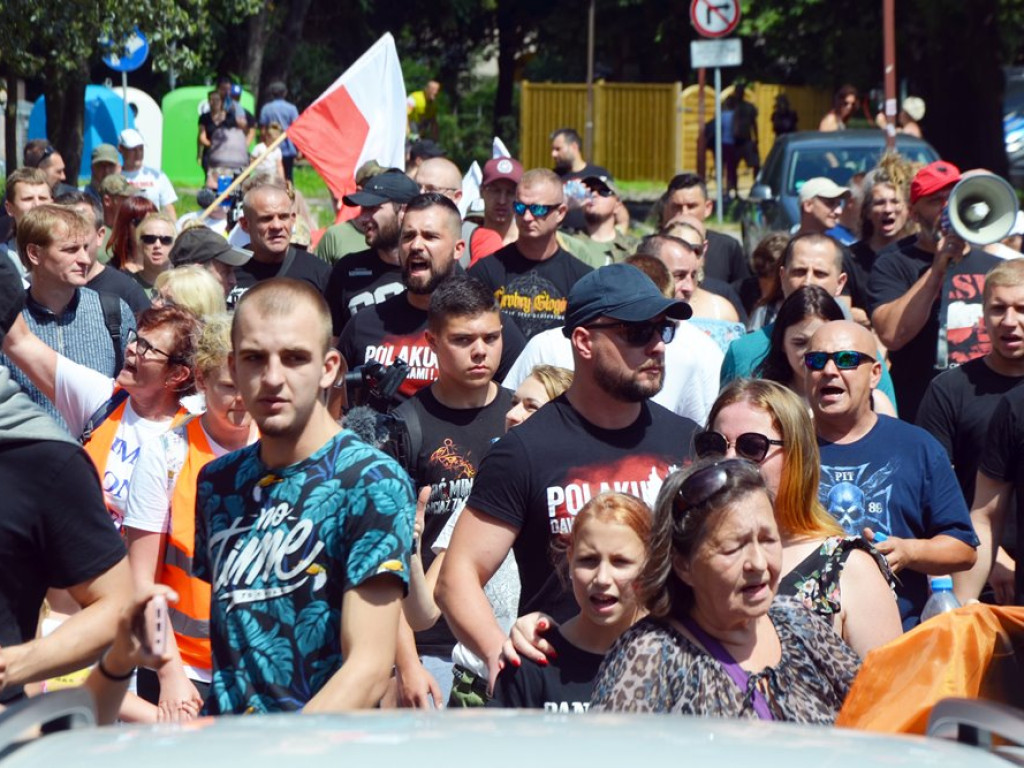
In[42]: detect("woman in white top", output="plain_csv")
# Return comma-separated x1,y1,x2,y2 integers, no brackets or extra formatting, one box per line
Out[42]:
123,314,257,721
3,304,201,526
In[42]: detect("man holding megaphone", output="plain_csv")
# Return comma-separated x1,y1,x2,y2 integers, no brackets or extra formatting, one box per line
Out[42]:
868,160,1000,422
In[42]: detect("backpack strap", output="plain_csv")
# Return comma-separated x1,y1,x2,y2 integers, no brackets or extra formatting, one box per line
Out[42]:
80,388,130,445
97,291,124,374
398,403,423,480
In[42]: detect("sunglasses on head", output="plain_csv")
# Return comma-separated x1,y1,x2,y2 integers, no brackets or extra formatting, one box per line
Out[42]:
803,350,876,371
673,458,756,516
513,201,559,218
584,319,676,347
694,430,784,464
140,234,174,246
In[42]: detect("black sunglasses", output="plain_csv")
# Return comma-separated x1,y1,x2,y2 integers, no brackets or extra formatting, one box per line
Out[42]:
673,458,756,516
513,201,559,218
803,350,876,371
140,234,174,246
587,187,615,198
694,430,784,464
584,319,676,347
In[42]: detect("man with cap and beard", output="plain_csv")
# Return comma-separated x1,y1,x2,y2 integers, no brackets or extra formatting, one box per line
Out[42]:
324,169,422,336
437,262,697,691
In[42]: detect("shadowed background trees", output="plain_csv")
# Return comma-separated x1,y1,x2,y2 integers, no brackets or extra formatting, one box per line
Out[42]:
4,0,1023,179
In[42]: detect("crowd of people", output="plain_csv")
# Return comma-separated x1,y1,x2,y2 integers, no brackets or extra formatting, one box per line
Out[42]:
0,80,1021,730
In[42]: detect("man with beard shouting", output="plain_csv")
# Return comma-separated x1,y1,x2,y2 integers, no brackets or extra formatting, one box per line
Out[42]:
333,194,525,410
325,170,421,336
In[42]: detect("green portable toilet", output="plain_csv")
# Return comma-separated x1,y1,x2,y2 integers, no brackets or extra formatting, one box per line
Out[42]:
160,86,256,187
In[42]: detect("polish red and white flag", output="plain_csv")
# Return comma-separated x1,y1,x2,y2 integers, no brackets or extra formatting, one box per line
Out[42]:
288,33,407,223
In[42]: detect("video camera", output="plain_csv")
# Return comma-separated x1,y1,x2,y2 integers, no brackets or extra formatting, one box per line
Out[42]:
341,359,414,474
344,359,410,413
196,170,246,227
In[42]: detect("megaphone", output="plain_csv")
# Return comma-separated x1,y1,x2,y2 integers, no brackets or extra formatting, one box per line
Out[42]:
946,173,1020,245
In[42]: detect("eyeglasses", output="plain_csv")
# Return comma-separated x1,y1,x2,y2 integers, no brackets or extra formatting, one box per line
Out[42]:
140,234,174,246
694,430,784,464
584,319,676,347
673,458,754,516
803,350,876,371
513,201,559,218
127,328,185,364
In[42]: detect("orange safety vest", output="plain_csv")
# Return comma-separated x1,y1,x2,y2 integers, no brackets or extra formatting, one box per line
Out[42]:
81,389,130,480
82,388,189,491
158,417,214,672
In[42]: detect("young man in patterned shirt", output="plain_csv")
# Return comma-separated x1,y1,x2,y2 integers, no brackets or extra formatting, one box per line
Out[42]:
194,277,415,713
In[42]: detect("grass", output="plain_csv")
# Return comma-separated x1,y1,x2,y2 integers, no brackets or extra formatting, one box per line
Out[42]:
173,162,335,228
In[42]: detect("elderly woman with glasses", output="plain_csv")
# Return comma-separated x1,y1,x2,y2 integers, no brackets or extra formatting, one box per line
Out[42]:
3,305,200,529
590,456,861,721
692,379,901,657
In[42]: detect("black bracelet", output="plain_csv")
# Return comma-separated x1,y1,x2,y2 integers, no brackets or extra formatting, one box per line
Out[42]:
97,651,135,682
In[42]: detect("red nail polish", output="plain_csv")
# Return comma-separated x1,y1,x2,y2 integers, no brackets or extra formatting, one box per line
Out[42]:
538,657,548,667
512,657,521,668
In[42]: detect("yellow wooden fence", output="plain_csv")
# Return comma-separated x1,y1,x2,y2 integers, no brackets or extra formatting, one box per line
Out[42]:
520,80,832,184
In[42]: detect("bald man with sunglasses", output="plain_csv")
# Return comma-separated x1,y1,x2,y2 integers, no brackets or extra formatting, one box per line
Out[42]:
808,320,977,630
467,169,592,339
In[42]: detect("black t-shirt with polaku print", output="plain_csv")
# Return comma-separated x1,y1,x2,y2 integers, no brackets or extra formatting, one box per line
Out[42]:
337,292,525,400
468,396,697,621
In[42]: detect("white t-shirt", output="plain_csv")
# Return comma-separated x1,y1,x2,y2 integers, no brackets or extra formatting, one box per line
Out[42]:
502,321,723,426
124,419,230,534
55,357,175,526
432,506,520,678
176,211,229,236
251,142,283,176
123,165,179,209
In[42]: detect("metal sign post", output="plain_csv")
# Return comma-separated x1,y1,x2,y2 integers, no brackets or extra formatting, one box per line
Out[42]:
690,37,742,224
101,27,150,131
690,0,741,223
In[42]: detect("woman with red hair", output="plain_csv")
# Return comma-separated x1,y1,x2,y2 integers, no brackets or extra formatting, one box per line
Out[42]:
109,195,157,272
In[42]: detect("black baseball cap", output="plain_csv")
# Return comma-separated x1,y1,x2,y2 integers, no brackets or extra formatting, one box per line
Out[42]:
343,170,420,207
562,263,692,337
170,228,251,268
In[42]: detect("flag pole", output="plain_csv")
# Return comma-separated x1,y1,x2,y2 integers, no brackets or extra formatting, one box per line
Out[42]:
196,130,291,222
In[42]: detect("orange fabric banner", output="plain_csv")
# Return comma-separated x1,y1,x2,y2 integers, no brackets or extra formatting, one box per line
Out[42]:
837,604,1024,734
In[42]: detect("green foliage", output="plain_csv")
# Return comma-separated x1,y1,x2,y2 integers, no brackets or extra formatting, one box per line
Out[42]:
0,0,263,84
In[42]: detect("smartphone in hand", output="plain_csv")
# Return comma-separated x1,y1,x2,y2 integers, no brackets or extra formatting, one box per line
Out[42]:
142,594,168,656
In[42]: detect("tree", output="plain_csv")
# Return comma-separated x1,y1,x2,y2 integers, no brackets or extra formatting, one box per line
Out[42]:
0,0,260,181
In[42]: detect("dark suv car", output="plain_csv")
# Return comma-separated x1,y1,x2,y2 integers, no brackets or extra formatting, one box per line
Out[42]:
739,130,939,254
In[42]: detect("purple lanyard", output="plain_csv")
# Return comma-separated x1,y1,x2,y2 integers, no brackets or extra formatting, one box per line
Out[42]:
681,616,775,721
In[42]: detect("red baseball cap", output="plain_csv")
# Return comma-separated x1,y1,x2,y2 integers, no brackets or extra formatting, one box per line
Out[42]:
481,157,523,187
910,161,961,205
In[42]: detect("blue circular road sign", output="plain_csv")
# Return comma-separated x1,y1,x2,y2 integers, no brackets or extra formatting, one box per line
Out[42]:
102,28,150,73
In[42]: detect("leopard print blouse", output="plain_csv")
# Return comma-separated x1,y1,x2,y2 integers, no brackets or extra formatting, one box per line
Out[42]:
590,596,859,723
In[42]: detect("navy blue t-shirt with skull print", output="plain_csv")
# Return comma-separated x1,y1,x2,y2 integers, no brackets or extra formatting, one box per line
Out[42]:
817,415,977,629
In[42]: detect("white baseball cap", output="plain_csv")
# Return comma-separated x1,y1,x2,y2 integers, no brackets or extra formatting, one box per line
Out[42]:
118,128,145,149
798,177,850,203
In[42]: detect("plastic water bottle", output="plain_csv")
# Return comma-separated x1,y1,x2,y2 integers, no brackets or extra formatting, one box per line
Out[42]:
920,575,961,622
